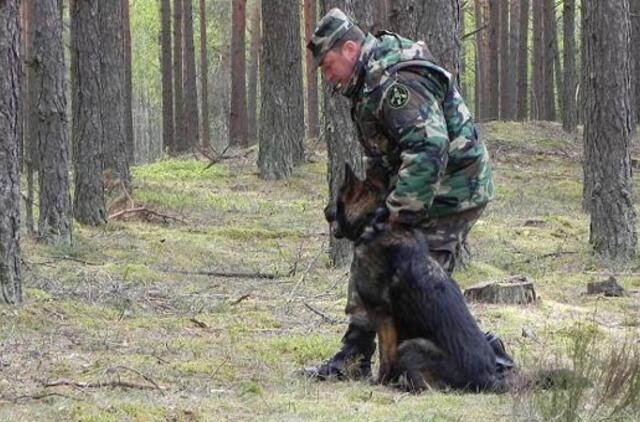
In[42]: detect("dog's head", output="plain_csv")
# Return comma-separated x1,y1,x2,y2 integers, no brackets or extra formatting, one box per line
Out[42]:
325,162,388,241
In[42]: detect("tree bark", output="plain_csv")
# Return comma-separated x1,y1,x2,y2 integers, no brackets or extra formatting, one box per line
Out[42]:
388,0,461,78
487,0,499,120
531,0,544,120
161,0,174,152
516,0,529,120
321,0,386,266
122,0,134,164
100,0,130,186
230,0,248,147
505,0,519,120
0,0,23,304
258,0,306,179
71,0,106,226
199,0,210,146
498,0,510,120
631,0,640,125
29,0,72,243
582,0,637,260
562,0,577,132
247,2,261,145
474,0,489,121
172,0,184,152
542,0,556,121
304,0,320,140
182,0,199,148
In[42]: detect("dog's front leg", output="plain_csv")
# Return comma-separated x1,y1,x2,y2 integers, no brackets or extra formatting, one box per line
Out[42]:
376,316,398,383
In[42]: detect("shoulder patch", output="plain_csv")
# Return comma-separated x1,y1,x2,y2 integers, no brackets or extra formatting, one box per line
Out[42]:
386,83,410,109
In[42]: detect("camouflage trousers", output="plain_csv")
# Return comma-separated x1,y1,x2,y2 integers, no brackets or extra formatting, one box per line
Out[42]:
345,205,486,329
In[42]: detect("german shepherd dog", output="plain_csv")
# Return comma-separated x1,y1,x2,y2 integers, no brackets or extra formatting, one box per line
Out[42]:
326,162,511,392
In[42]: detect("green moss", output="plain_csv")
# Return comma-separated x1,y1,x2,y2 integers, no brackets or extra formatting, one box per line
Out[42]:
132,158,228,182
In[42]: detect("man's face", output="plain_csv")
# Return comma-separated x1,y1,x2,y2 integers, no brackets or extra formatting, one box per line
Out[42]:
320,41,360,87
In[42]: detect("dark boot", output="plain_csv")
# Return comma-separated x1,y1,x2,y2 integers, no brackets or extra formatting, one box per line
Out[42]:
303,324,376,380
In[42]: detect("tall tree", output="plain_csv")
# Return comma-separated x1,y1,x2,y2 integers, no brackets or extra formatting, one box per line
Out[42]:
173,0,184,152
542,0,556,121
388,0,461,77
247,2,261,145
71,0,106,225
161,0,174,152
122,0,134,164
183,0,199,148
531,0,544,119
199,0,210,146
100,0,130,186
0,0,23,304
258,0,305,179
498,0,510,120
506,0,519,120
631,0,640,125
582,0,636,260
320,0,387,265
24,0,37,233
230,0,248,147
29,0,72,243
474,0,490,121
487,0,499,119
304,0,320,140
516,0,529,120
562,0,577,132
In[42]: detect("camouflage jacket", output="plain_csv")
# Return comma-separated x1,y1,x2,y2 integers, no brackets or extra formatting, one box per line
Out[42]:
344,32,494,218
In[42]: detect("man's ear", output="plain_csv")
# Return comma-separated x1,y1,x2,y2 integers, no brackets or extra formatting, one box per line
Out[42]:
341,40,360,61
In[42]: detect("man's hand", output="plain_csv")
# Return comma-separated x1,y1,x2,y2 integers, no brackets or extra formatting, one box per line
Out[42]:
371,206,400,231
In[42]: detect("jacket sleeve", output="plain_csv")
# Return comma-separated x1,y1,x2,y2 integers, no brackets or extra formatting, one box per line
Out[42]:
378,73,449,216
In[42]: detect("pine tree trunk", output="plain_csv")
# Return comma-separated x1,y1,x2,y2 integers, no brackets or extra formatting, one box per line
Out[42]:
30,0,72,244
258,0,306,179
582,0,637,260
631,0,640,125
487,0,499,120
498,0,510,120
304,0,320,140
173,0,184,152
531,0,544,120
0,0,23,304
161,0,175,152
319,1,364,266
122,0,134,164
516,0,529,120
506,0,519,120
100,0,130,186
562,0,577,132
247,3,261,145
199,0,210,146
542,0,556,121
230,0,248,147
388,0,461,77
182,0,199,148
71,0,107,226
474,0,489,121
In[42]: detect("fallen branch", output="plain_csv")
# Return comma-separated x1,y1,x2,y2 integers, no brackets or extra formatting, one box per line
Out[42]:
462,24,488,41
304,302,342,325
190,317,208,328
44,379,159,392
157,267,280,280
231,293,252,305
108,206,186,224
510,250,578,265
2,391,82,403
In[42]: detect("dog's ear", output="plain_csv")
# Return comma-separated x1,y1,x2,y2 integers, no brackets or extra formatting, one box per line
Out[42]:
343,163,357,185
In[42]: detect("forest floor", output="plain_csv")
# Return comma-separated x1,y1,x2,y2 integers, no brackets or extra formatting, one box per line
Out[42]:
1,122,640,421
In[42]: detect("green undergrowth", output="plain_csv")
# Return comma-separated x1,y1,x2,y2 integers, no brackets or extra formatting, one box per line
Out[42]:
2,122,639,421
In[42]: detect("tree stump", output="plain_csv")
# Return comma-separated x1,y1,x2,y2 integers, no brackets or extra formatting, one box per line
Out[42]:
464,276,537,304
586,276,628,297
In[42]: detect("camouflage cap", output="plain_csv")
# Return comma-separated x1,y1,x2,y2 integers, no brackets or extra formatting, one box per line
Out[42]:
307,8,355,68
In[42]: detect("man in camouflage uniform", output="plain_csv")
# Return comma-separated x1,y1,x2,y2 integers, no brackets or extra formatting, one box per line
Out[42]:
304,8,495,380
